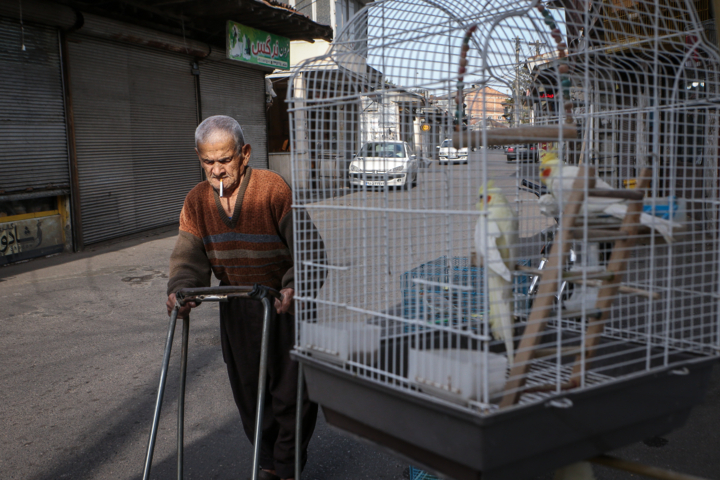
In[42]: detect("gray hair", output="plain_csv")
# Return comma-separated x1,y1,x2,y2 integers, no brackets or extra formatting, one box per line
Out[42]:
195,115,246,152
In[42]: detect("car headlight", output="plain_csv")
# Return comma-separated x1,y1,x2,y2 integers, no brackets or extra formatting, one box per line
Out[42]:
349,164,362,172
390,165,406,172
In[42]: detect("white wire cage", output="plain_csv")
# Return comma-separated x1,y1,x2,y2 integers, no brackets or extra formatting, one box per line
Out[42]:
288,0,720,478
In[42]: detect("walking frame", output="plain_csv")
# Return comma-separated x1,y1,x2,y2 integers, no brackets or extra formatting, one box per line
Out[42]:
141,284,288,480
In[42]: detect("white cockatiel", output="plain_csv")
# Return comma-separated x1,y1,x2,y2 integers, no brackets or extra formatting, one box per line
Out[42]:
538,151,682,242
474,182,518,365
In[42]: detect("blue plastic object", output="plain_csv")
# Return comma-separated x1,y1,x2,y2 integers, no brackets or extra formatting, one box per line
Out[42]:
642,196,678,220
401,256,483,328
408,465,440,480
401,256,531,331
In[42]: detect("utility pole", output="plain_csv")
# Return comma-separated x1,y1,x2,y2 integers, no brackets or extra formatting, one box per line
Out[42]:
514,38,546,126
515,36,521,127
528,39,544,57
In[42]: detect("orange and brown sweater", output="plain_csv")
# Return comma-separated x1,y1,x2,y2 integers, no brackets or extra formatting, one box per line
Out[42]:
167,167,325,296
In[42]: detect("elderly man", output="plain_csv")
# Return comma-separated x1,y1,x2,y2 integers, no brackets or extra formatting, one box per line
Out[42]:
166,115,324,480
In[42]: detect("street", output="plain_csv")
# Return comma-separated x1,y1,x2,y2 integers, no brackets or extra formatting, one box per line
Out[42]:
0,150,718,480
308,149,555,325
0,228,407,480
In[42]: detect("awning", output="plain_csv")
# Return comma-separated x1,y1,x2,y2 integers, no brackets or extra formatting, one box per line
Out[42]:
52,0,333,43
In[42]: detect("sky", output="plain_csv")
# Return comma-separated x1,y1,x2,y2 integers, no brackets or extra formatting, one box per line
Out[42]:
353,0,567,96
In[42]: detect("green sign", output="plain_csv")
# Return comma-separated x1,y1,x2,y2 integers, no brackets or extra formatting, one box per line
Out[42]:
227,21,290,70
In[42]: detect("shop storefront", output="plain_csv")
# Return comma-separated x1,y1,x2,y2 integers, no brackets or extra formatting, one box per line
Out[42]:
0,0,332,260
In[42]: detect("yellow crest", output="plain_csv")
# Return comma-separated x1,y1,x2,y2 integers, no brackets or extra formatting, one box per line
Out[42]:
477,179,495,196
539,149,559,165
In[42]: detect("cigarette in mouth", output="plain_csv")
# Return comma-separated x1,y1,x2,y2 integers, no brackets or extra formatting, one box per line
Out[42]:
220,179,224,197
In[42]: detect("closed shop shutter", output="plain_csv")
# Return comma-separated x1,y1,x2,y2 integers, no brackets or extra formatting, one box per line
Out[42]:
0,17,69,193
199,61,268,169
66,35,199,244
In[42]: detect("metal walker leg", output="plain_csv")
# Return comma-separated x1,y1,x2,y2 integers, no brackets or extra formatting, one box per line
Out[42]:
142,285,281,480
251,296,274,480
142,305,180,480
177,316,190,479
295,362,304,480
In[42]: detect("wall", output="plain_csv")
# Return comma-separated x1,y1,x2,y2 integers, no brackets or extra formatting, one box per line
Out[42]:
290,40,330,65
269,153,292,184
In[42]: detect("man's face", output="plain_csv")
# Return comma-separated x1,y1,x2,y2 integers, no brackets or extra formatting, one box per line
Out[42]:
196,134,251,194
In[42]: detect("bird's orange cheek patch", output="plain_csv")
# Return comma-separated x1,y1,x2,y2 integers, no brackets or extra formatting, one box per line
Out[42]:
486,195,492,203
541,168,551,178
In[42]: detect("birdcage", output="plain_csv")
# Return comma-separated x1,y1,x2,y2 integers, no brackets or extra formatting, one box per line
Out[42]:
288,0,720,478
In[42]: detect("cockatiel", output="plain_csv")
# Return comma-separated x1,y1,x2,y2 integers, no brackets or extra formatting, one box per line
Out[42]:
474,182,518,365
538,150,682,243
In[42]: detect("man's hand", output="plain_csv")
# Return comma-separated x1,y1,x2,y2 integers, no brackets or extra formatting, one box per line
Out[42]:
166,293,196,318
275,288,294,315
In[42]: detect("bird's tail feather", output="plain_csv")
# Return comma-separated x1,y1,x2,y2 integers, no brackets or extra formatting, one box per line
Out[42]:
487,273,514,367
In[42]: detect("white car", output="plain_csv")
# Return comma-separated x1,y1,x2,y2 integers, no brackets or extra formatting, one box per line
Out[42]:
437,138,468,164
348,142,419,189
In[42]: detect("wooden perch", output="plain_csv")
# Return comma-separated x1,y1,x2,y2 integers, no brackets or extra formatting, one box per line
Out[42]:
570,228,632,240
500,168,589,408
568,168,654,385
588,188,645,201
502,168,656,407
533,347,581,358
452,125,578,148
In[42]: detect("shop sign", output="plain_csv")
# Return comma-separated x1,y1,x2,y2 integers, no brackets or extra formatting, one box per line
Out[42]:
1,223,21,255
227,21,290,70
0,215,63,259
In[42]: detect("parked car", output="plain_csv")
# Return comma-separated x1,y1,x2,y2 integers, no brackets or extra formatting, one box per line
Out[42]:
505,144,539,162
348,141,419,189
437,138,469,164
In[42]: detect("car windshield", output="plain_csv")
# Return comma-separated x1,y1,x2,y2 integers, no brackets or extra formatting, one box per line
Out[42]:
440,139,451,148
360,143,406,158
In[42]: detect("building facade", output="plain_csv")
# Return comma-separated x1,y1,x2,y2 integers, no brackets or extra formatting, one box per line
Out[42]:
0,0,331,262
266,0,373,188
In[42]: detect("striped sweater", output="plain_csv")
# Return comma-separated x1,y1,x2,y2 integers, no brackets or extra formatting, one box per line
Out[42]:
167,167,324,296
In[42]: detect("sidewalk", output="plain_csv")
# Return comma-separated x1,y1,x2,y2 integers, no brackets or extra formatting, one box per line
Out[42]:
0,227,405,480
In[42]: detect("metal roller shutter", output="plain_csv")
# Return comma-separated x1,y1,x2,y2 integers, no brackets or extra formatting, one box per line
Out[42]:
66,35,199,244
0,17,69,193
199,61,268,169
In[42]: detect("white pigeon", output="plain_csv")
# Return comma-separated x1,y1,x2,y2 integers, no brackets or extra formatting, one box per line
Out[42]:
474,181,519,365
538,151,682,243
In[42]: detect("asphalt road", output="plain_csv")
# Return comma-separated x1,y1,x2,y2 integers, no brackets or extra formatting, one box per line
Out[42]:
1,152,718,480
0,228,411,480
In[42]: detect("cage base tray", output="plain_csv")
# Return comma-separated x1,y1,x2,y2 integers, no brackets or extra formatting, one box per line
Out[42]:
295,353,717,480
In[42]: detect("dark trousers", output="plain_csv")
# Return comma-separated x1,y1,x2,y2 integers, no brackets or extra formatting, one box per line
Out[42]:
220,298,318,478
